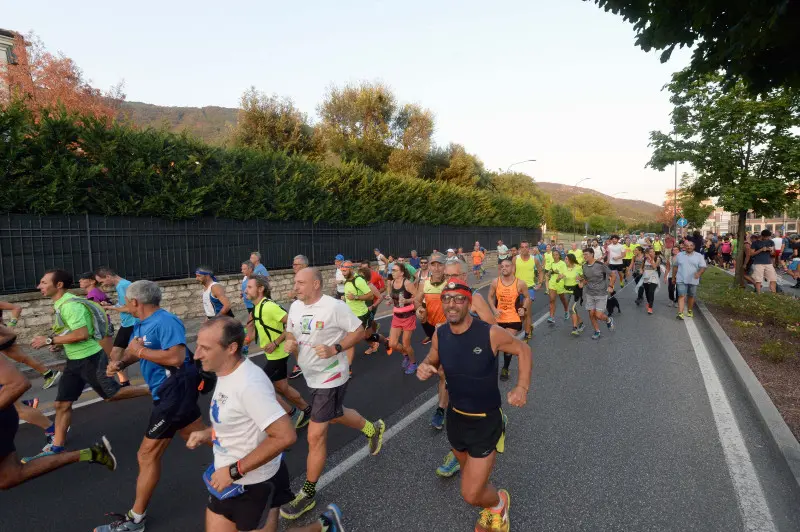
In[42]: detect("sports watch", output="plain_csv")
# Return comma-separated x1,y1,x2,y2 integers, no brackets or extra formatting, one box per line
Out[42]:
334,343,343,353
229,462,243,481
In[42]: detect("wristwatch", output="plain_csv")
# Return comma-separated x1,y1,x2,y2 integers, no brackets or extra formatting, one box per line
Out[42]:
229,462,243,481
334,343,343,353
45,336,54,346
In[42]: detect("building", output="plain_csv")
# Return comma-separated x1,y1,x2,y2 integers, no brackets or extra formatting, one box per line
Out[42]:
0,28,18,100
729,211,799,236
701,207,732,237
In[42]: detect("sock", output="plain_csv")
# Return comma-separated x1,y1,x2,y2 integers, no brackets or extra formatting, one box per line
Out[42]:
78,448,93,462
503,354,511,370
42,369,53,379
361,420,376,438
302,480,317,498
127,510,145,524
45,423,55,435
490,495,506,512
303,406,312,419
50,445,65,453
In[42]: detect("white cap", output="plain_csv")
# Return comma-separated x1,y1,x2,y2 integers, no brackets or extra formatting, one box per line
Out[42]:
447,248,455,253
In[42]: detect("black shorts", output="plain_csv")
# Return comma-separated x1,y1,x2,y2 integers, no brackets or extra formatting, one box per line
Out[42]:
309,382,349,423
263,357,289,383
207,459,294,531
357,311,373,330
0,404,19,460
722,253,732,262
446,407,504,459
497,322,522,331
146,367,201,440
609,264,625,272
56,351,121,402
622,259,632,268
113,325,135,349
0,332,16,352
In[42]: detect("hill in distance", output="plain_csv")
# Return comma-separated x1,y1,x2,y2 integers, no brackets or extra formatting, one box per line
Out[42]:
535,181,661,221
118,101,238,144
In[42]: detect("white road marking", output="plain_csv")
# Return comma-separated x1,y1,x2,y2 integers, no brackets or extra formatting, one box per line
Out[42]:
684,317,776,532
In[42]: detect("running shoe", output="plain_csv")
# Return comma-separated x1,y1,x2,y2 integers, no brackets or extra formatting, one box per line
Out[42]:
577,322,585,333
289,365,303,379
368,419,386,455
436,451,461,477
635,298,642,306
21,398,39,408
93,512,145,532
687,310,694,318
280,491,317,520
591,331,601,340
486,489,511,532
290,408,306,428
524,332,533,341
421,336,432,345
21,444,62,464
401,355,410,369
431,408,445,430
676,313,684,320
571,327,579,336
620,280,625,288
42,370,62,390
546,316,555,324
404,362,418,375
647,306,653,315
385,340,393,355
606,317,614,330
319,503,345,532
91,436,118,472
563,311,569,320
499,368,510,381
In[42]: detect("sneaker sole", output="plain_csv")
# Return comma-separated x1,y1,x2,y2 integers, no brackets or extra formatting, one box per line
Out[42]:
102,435,118,471
436,466,460,478
370,421,386,456
42,371,62,390
325,504,345,529
280,500,316,520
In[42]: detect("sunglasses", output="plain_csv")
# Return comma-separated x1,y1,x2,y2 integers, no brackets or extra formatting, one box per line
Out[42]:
442,294,469,304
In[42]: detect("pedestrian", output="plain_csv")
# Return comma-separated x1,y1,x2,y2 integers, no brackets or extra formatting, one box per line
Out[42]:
663,246,680,306
672,240,707,319
249,251,270,278
750,230,778,293
580,249,616,340
638,248,661,315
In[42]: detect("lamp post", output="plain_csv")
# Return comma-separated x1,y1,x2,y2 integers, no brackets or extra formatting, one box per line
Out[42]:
505,159,536,174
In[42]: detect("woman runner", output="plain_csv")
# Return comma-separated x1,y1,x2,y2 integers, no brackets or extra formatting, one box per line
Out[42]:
663,246,680,307
639,248,661,314
385,263,418,374
546,250,569,324
564,253,586,336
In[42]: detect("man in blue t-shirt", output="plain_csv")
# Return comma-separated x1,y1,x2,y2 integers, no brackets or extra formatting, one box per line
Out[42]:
97,280,204,532
671,240,707,319
95,267,140,386
250,251,270,278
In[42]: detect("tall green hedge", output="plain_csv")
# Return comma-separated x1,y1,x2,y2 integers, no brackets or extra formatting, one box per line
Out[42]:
0,102,543,227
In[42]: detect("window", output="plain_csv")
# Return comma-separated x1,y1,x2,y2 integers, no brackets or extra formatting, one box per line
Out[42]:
788,224,797,232
766,224,774,232
745,225,752,232
753,224,761,232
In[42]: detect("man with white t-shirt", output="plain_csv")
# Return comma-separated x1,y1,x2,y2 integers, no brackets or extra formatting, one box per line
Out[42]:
333,255,346,300
279,268,386,521
606,235,626,289
189,317,345,532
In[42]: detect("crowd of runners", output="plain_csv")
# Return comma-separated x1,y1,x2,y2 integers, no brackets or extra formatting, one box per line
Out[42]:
0,228,796,531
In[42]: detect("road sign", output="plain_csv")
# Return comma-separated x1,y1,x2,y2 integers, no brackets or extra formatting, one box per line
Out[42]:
677,217,688,228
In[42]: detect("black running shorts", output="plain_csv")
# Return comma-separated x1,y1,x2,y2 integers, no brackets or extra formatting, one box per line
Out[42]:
608,264,625,272
309,382,348,423
207,459,294,531
56,351,121,402
263,357,289,383
113,325,135,349
497,322,522,331
446,407,504,459
146,367,201,440
357,311,372,330
622,259,632,268
0,403,19,459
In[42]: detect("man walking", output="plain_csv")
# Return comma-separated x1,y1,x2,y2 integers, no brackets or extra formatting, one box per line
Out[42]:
750,230,779,293
250,251,270,278
672,240,707,319
580,249,615,340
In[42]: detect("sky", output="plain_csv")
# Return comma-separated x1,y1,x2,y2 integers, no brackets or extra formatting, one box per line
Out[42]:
5,0,694,206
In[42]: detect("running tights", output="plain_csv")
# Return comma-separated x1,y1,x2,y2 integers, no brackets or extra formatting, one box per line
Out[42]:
422,321,436,339
643,282,656,307
668,278,676,301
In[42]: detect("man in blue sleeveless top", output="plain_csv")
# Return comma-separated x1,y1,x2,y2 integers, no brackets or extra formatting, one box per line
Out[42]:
417,278,532,532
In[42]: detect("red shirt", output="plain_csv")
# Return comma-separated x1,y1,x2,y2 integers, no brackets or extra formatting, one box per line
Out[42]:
369,270,385,292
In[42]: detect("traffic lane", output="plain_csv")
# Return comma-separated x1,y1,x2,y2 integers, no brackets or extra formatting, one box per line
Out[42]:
304,284,746,531
4,285,499,532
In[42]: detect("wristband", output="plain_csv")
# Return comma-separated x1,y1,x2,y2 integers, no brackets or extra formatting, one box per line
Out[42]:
8,318,18,327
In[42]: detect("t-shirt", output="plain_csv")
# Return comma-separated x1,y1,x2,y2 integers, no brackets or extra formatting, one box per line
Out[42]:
369,270,385,292
497,245,509,259
403,264,417,277
343,276,371,317
287,295,361,389
134,308,192,401
624,245,635,260
472,251,485,265
211,359,286,485
673,251,706,285
53,293,102,360
543,252,553,272
335,268,346,294
607,244,625,265
409,257,421,269
563,264,581,287
653,240,664,252
750,240,774,265
581,261,610,297
591,247,603,261
772,237,784,252
548,260,568,291
241,276,253,310
538,243,547,252
115,279,139,328
253,298,288,360
254,264,269,278
86,287,109,305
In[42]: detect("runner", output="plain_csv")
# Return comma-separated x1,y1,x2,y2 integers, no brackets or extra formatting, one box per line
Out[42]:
341,260,382,372
672,240,707,320
246,275,311,429
250,251,270,278
542,244,554,280
197,266,234,318
497,240,509,265
279,267,385,521
241,260,256,347
96,280,205,532
0,353,116,491
0,301,62,389
569,243,583,265
513,242,542,340
580,249,615,340
415,252,447,350
546,250,569,325
563,253,585,336
638,248,662,315
489,259,529,382
374,248,388,279
25,270,149,463
358,261,384,354
333,255,346,300
632,246,646,305
415,256,431,286
446,249,456,261
653,235,664,260
95,267,137,386
623,237,635,281
663,246,680,307
385,261,419,374
416,278,532,532
606,235,626,289
590,239,603,264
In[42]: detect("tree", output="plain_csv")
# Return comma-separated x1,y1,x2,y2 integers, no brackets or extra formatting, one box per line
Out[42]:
648,69,800,285
436,143,486,188
588,0,800,93
1,33,124,119
567,194,614,221
231,87,315,154
548,203,574,234
676,174,715,229
492,172,550,206
386,103,434,177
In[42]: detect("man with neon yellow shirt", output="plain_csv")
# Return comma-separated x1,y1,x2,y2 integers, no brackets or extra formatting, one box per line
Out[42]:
623,238,636,282
653,235,664,259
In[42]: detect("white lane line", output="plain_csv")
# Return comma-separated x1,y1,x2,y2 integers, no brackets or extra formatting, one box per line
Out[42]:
317,394,439,491
684,318,776,531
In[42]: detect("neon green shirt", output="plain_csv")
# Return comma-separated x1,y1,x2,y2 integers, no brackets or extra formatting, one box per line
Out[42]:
53,293,102,360
563,264,581,287
624,244,635,259
548,260,567,291
544,252,554,272
343,276,371,317
253,298,288,361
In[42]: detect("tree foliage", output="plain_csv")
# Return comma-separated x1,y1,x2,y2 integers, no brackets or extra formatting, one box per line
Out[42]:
547,203,574,232
231,87,316,154
676,174,715,229
588,0,800,93
567,194,614,221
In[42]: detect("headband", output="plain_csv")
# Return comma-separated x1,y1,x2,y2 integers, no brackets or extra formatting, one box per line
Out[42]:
196,269,217,281
441,277,472,301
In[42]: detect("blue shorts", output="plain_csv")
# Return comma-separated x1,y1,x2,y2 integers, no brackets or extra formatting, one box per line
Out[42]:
473,264,482,272
789,260,799,272
528,288,536,302
676,283,698,297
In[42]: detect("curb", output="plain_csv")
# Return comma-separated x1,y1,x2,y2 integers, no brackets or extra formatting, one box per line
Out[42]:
695,300,800,491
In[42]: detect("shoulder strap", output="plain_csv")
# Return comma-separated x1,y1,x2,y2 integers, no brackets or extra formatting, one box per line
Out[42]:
255,299,285,342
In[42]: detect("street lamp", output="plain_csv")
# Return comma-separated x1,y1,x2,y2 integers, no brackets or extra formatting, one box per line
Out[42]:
505,159,536,173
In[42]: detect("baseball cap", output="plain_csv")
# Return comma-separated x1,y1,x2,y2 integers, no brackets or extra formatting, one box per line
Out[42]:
430,252,445,263
335,254,344,261
446,248,455,253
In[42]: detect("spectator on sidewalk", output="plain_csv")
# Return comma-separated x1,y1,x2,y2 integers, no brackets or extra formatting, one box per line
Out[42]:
750,230,778,293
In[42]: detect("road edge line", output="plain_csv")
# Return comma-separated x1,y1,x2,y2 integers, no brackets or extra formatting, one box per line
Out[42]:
696,301,800,493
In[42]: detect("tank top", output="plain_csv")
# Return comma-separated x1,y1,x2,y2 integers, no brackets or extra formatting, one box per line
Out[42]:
202,282,226,318
437,319,500,414
514,255,537,288
391,279,414,317
423,278,446,325
495,278,521,324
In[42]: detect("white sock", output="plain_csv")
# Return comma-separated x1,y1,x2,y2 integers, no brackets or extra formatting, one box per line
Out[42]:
491,496,505,511
129,510,145,523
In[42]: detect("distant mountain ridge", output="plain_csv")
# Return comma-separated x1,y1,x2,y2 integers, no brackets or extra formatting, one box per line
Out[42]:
118,101,238,144
535,181,661,221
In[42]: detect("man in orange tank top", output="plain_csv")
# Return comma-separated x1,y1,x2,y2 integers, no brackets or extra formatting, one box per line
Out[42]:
489,258,530,382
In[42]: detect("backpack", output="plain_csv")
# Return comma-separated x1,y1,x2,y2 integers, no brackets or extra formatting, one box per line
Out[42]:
55,297,113,340
720,241,731,254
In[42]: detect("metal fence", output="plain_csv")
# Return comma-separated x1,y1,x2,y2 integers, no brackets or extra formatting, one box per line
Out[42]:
0,214,542,295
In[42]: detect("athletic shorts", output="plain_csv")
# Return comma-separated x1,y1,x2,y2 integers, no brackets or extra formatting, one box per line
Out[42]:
207,459,294,531
497,321,522,331
584,294,607,313
751,264,778,283
548,284,566,295
309,382,349,423
473,264,482,272
446,407,504,459
676,283,698,298
608,264,625,272
789,260,799,272
263,357,289,383
146,367,201,440
113,325,135,349
622,259,632,268
56,351,121,402
722,253,732,263
357,311,373,330
0,403,19,460
391,312,417,331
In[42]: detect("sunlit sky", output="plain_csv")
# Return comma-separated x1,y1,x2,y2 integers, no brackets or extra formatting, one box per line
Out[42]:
6,0,694,205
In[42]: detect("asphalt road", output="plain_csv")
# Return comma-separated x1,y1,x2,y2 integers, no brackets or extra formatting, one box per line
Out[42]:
4,272,800,531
